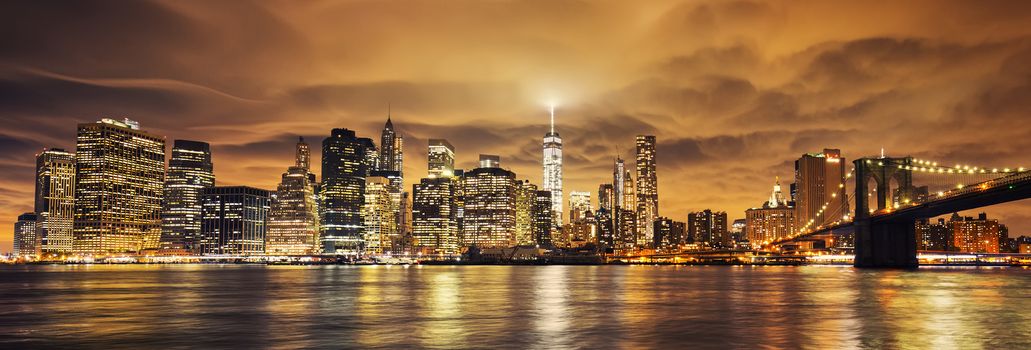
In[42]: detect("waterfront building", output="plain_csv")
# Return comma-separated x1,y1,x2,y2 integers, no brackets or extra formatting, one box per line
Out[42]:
689,209,729,247
514,180,538,246
200,186,270,256
15,213,39,257
460,157,517,248
428,139,455,178
653,217,686,250
952,212,1001,253
321,129,371,255
34,148,75,254
595,208,614,250
159,140,214,254
542,106,563,227
412,177,458,255
266,137,321,256
794,148,847,229
614,208,637,253
533,190,553,246
635,135,659,249
73,118,165,255
745,178,795,245
916,217,952,251
362,176,396,255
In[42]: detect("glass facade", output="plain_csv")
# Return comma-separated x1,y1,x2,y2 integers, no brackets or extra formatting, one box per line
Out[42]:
200,186,270,255
160,140,214,254
35,148,75,254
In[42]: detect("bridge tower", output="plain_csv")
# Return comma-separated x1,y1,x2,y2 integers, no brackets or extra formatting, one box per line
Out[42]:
853,157,918,268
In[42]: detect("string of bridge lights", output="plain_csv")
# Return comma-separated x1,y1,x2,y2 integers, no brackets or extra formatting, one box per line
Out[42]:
794,167,856,236
902,158,1026,174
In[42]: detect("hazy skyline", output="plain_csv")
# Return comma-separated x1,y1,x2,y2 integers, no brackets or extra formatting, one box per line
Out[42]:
3,0,1031,251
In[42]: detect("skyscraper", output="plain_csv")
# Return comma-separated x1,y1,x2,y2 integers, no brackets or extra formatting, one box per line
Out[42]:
635,135,658,248
15,213,39,257
568,191,591,223
34,148,75,254
542,106,563,227
267,137,321,256
689,209,729,248
160,140,214,254
613,157,626,207
428,139,455,178
598,184,614,211
378,113,404,177
412,177,459,255
200,186,270,256
745,178,796,246
514,180,538,246
362,175,396,255
321,129,371,255
794,149,847,230
653,217,686,250
73,118,165,255
461,157,517,248
533,190,554,246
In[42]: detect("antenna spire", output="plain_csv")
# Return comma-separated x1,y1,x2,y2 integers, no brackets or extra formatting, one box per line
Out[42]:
549,104,555,134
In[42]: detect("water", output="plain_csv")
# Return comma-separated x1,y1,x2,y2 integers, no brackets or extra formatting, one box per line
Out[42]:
0,265,1028,349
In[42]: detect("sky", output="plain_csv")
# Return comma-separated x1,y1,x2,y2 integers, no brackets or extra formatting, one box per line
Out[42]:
2,0,1031,252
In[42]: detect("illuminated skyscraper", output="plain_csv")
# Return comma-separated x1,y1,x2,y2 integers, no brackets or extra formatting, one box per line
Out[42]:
378,113,404,178
200,186,270,256
533,190,553,246
568,191,591,223
794,149,847,229
542,106,563,226
362,175,396,255
73,118,165,255
267,137,321,256
461,157,517,248
428,139,455,178
689,209,729,248
598,184,614,211
160,140,214,254
15,213,39,257
613,157,626,207
653,217,686,250
34,148,75,254
372,170,404,253
514,180,538,246
746,178,796,246
321,129,372,255
635,135,658,247
412,177,458,255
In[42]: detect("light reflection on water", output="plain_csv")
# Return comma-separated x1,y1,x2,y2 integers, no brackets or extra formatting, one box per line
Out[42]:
0,265,1028,349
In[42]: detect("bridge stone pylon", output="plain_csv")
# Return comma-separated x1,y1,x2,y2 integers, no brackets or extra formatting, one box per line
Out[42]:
853,157,919,268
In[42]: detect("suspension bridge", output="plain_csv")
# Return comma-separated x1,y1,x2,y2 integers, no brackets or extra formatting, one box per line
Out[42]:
775,156,1031,267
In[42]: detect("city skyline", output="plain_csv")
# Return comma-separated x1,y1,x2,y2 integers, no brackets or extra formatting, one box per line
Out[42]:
3,1,1031,251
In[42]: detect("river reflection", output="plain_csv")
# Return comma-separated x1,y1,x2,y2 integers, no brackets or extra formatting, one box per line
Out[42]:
0,265,1028,349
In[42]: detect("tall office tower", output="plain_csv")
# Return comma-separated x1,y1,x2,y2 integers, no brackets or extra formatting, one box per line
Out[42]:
359,137,378,175
635,135,658,247
595,208,614,250
412,177,458,255
916,218,952,251
159,140,214,254
568,191,591,223
15,213,39,257
613,157,626,207
460,159,517,248
745,178,796,246
952,212,1001,253
533,190,554,246
542,106,563,227
514,180,538,246
688,209,729,248
267,138,321,256
614,208,637,253
653,217,686,250
794,148,847,230
598,184,614,211
398,191,412,253
371,170,404,253
428,139,455,178
200,186,270,256
74,118,165,255
34,148,75,254
361,176,395,255
378,114,404,177
321,129,371,255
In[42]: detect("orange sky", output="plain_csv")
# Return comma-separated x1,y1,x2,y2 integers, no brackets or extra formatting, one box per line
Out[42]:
2,0,1031,252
